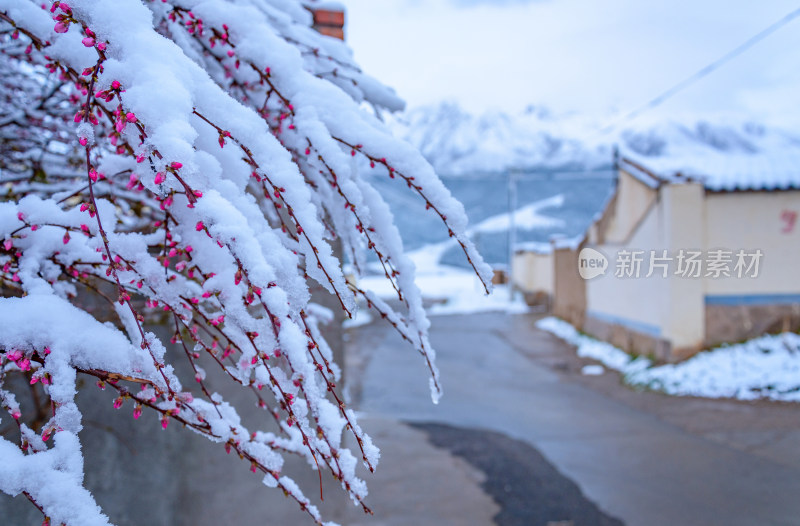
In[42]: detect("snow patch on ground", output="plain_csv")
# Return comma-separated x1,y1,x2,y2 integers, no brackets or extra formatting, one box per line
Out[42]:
537,316,800,402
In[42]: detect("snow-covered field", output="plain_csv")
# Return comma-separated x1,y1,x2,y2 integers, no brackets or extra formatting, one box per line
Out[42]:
536,316,800,402
353,240,530,323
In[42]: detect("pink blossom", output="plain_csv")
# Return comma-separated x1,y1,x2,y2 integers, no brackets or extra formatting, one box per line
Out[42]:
97,42,107,51
133,405,142,420
111,80,121,89
54,21,69,33
154,172,165,184
79,137,88,146
170,161,182,169
82,37,95,47
195,221,205,231
161,418,169,430
126,112,137,123
7,350,22,362
3,239,12,251
113,397,123,409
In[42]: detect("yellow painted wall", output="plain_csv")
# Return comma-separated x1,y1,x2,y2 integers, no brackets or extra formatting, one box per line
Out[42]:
703,190,800,297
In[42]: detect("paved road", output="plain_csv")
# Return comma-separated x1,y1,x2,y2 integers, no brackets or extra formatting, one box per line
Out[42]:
347,312,800,526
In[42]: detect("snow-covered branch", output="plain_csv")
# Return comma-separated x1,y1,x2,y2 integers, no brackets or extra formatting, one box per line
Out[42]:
0,1,491,524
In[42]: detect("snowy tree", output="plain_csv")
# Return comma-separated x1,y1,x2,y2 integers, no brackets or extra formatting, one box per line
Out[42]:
0,1,491,524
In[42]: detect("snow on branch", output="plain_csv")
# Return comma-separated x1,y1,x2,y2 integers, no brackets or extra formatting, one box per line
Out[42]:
0,0,492,524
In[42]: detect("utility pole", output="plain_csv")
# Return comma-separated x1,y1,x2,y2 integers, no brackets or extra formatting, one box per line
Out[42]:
507,169,518,301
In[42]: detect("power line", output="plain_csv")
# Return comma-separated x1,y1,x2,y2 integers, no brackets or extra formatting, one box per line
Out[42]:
599,5,800,135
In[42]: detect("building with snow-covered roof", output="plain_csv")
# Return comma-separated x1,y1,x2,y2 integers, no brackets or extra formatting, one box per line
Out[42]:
515,150,800,361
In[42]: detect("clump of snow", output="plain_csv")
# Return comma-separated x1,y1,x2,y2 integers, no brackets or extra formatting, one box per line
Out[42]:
537,316,800,402
581,364,605,376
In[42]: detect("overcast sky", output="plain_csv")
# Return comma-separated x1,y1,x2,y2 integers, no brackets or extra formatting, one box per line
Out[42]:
342,0,800,125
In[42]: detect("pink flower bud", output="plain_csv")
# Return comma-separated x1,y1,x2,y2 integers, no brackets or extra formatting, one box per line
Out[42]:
82,37,95,47
161,418,169,430
133,405,142,419
97,42,107,51
126,112,137,123
195,221,204,231
54,21,69,33
79,137,88,146
154,172,165,184
170,161,182,169
111,80,121,89
113,397,123,409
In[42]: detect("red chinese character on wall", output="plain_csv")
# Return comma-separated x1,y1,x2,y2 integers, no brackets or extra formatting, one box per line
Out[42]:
781,210,797,233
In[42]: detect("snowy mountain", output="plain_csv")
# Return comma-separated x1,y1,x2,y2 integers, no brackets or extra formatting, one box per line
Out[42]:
387,102,800,177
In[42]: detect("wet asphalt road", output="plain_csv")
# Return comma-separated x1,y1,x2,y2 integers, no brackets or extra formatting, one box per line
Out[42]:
347,311,800,526
411,422,625,526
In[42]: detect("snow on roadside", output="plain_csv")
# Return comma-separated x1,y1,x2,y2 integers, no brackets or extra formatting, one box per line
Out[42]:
535,316,649,372
536,316,800,402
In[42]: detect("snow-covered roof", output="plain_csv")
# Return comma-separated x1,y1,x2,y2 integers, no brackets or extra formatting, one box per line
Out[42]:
621,150,800,192
617,119,800,192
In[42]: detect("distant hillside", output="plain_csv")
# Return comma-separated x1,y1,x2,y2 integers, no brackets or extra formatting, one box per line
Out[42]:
387,102,800,177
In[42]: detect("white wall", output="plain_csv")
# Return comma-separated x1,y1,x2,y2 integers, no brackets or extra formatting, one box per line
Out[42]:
586,175,707,351
586,184,670,339
512,251,553,295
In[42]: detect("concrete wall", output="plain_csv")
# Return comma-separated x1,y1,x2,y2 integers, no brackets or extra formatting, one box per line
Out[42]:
512,250,553,306
584,180,800,360
552,247,586,327
583,174,707,361
596,168,659,245
702,190,800,346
